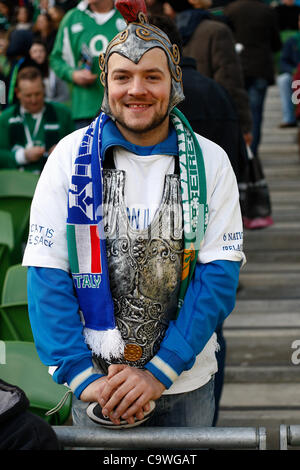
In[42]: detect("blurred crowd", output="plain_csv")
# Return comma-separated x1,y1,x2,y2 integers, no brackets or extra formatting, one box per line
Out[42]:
0,0,299,162
0,0,299,220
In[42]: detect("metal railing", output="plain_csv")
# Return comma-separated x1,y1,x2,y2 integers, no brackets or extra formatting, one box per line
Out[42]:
53,426,267,450
280,425,300,450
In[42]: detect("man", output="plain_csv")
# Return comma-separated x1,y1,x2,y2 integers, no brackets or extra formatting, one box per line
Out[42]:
0,66,74,173
164,0,253,147
50,0,127,129
224,0,282,158
276,13,300,128
23,3,245,428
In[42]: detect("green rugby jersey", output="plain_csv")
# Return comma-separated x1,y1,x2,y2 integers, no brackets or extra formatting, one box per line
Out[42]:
50,3,126,121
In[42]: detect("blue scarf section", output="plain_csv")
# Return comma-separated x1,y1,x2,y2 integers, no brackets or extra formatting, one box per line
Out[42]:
67,113,125,359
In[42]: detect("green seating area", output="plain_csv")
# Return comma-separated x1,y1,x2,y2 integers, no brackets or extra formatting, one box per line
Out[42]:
0,169,72,426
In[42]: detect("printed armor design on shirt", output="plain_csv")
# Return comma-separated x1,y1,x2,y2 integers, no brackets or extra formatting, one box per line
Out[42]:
101,169,183,368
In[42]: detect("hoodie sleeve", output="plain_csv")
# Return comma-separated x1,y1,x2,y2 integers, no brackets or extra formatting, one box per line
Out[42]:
27,266,104,399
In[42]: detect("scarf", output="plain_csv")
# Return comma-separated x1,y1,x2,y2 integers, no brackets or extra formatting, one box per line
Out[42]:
67,109,208,360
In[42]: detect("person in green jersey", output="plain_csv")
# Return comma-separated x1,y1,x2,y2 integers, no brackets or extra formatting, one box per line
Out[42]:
0,66,74,173
50,0,126,129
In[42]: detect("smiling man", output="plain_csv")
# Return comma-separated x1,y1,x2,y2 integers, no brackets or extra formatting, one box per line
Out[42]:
23,2,245,430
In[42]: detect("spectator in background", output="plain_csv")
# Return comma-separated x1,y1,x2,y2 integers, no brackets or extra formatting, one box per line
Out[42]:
53,0,79,12
5,27,34,106
164,0,253,147
145,0,164,14
274,0,300,32
224,0,282,158
0,380,60,450
0,0,14,31
13,4,35,30
50,0,127,129
48,4,65,29
32,12,57,53
29,39,70,103
277,14,300,128
0,66,74,173
224,0,281,230
0,29,11,106
37,0,55,14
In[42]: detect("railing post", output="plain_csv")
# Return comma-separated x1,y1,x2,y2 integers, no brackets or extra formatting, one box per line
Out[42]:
280,425,288,450
258,427,267,450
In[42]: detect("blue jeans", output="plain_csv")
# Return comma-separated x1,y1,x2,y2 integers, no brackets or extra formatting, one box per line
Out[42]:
72,377,215,428
277,72,296,124
246,78,268,157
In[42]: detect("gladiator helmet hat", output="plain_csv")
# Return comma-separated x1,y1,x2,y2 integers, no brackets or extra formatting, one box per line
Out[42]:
99,0,185,117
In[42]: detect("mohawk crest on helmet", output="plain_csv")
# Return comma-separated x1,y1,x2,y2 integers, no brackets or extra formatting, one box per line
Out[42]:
99,0,184,117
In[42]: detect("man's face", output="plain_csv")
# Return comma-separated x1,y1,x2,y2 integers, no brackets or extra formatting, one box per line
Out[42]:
107,48,172,144
16,77,45,114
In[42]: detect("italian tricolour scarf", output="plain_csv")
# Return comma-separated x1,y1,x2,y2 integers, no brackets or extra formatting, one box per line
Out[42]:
67,109,208,360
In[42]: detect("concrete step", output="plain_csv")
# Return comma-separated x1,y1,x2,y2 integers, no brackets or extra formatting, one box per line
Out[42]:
262,127,297,136
264,165,300,178
272,210,300,223
226,311,300,328
239,270,300,288
271,191,300,204
260,133,297,144
244,250,300,264
223,328,300,365
233,298,300,314
243,227,300,251
241,262,300,273
268,179,300,190
260,144,298,154
224,365,300,383
219,384,300,409
236,285,300,300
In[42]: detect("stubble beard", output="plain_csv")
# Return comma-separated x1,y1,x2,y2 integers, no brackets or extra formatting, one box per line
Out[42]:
114,106,170,135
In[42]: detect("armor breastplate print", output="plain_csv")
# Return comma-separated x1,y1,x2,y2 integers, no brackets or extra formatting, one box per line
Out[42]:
101,169,183,369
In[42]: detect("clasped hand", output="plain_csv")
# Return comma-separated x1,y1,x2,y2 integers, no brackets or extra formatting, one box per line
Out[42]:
80,364,165,425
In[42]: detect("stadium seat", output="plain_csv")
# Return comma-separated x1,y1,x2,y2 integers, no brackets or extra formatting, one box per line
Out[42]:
0,303,33,342
0,170,39,264
0,210,14,295
0,341,72,425
0,264,32,341
1,264,27,305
